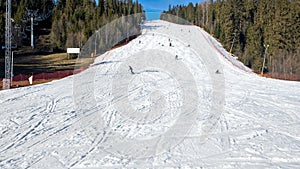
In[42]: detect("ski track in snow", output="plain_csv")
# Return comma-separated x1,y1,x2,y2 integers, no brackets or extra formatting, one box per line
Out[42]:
0,20,299,168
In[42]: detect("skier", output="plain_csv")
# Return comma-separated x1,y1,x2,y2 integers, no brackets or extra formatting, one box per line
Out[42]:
175,55,179,60
215,69,221,74
129,66,135,74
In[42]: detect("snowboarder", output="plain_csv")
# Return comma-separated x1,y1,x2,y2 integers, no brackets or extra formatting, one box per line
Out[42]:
129,66,135,74
215,69,221,74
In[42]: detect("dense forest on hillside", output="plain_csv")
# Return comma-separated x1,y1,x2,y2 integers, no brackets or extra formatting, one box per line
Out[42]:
51,0,143,51
0,0,143,52
162,0,300,76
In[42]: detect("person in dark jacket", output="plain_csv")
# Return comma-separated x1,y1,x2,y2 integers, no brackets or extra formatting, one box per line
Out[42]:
129,66,135,74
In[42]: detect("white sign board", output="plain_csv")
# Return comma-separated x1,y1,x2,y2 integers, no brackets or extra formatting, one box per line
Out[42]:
67,48,80,54
28,75,33,85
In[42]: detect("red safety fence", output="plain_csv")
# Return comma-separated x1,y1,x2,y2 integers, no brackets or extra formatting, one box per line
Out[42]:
261,72,300,81
0,67,86,82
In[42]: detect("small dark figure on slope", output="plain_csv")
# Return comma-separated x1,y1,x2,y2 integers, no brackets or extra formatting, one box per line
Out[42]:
129,66,135,74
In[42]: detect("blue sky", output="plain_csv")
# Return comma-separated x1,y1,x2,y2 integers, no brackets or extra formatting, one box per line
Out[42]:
74,0,203,20
138,0,203,20
139,0,202,12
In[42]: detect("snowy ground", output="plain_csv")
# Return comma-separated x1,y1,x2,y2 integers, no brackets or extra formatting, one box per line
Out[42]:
0,20,300,168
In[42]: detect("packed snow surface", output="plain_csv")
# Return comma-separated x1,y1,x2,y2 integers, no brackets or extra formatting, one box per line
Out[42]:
0,20,299,168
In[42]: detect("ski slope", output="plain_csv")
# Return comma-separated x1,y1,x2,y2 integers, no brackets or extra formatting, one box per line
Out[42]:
1,20,300,168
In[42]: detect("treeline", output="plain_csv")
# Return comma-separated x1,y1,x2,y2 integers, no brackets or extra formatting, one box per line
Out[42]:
51,0,143,51
162,0,300,76
0,0,143,51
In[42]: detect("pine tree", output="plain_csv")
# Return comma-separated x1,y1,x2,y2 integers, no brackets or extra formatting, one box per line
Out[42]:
186,3,195,23
244,25,263,70
98,0,105,16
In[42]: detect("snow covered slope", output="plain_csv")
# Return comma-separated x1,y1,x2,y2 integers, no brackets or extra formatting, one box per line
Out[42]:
1,20,300,168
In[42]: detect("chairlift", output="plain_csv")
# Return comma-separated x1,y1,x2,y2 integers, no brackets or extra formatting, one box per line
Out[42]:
22,18,28,23
25,26,31,32
2,45,17,49
21,32,27,39
45,11,51,18
35,16,43,22
14,25,21,29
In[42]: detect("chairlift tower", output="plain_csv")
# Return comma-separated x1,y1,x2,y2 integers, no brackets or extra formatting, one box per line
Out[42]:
26,8,38,49
3,0,12,89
